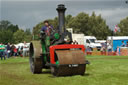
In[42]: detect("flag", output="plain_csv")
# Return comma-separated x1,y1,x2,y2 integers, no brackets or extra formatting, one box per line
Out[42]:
114,25,120,33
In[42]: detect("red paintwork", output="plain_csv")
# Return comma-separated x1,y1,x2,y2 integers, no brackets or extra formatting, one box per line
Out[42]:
49,44,86,64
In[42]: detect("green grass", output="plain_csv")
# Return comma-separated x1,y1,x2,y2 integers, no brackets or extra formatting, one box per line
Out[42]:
0,56,128,85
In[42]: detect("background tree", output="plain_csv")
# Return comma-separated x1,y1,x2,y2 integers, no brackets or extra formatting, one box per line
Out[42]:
0,20,11,30
0,20,32,44
67,12,90,33
65,14,73,28
0,20,19,44
116,17,128,36
7,24,19,33
13,29,26,44
24,28,32,42
88,12,112,39
0,30,14,44
67,12,112,39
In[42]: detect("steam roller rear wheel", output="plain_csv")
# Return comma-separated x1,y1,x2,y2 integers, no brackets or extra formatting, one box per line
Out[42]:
29,41,43,74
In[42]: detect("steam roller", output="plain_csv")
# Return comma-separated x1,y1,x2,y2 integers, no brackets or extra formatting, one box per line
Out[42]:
29,4,89,76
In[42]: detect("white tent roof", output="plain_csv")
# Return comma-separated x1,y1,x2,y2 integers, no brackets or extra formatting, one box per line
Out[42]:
107,36,128,40
15,43,30,48
84,36,96,39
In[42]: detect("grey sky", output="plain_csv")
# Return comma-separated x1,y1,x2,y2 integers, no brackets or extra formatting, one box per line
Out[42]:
0,0,128,30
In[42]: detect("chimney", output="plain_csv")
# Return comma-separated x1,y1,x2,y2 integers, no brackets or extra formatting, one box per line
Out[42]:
56,4,66,34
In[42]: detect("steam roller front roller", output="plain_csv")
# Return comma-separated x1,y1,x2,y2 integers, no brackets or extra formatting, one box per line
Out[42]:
50,45,86,76
29,41,43,74
51,50,86,76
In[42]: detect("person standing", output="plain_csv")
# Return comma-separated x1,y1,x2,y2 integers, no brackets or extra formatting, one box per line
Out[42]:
0,43,1,60
23,41,28,57
10,44,15,57
19,46,23,57
101,45,105,55
107,41,112,55
13,47,18,57
6,43,11,58
41,21,53,51
116,46,120,56
121,41,126,47
0,43,6,60
86,46,92,55
126,41,128,47
41,20,53,36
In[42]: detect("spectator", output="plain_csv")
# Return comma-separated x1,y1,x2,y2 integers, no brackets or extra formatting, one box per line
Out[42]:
10,44,15,57
107,41,112,55
23,41,29,57
101,45,106,55
116,46,120,56
13,47,18,57
17,46,23,57
121,41,126,47
19,46,23,57
6,43,11,58
17,46,20,56
104,42,107,49
126,41,128,47
0,43,6,60
86,46,92,55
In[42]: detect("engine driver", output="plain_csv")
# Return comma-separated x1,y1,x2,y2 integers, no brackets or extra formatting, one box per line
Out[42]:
41,20,53,36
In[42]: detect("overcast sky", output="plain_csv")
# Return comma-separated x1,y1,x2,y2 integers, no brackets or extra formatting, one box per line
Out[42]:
0,0,128,31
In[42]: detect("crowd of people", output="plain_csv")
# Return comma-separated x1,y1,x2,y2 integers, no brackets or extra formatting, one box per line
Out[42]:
100,41,128,55
86,40,128,56
0,41,29,60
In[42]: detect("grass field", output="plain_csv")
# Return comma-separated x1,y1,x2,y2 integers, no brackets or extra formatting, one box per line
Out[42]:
0,56,128,85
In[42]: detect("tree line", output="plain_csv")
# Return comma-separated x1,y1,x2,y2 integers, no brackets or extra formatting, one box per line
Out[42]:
0,20,32,44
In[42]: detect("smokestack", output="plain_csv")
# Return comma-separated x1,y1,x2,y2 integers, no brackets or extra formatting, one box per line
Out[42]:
56,4,66,34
